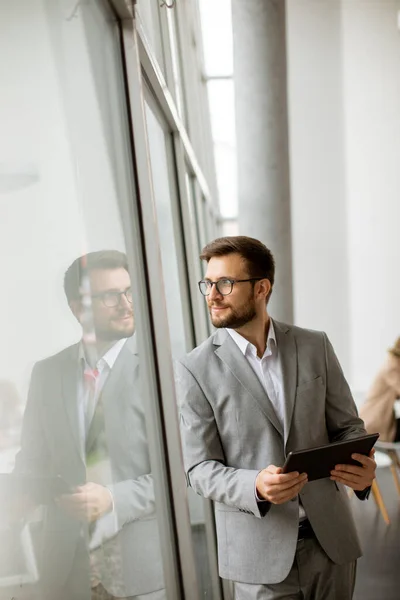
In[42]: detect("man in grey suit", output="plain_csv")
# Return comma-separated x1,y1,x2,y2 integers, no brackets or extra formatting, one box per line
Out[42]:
14,250,165,600
176,236,376,600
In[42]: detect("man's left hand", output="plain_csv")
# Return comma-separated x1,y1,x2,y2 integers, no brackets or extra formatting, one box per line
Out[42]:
330,449,376,491
56,482,113,522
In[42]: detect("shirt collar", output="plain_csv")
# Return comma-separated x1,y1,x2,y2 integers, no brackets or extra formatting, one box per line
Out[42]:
227,319,277,358
101,338,128,369
79,337,129,371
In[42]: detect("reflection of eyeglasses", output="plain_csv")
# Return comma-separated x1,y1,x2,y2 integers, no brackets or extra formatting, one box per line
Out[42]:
91,288,133,307
198,278,264,296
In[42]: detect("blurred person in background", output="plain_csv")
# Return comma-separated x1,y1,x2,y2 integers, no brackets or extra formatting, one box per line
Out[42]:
13,250,164,600
360,337,400,442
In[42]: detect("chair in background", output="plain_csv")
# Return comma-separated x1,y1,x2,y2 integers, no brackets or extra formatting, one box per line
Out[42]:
375,440,400,498
365,441,400,525
348,447,392,525
370,479,390,525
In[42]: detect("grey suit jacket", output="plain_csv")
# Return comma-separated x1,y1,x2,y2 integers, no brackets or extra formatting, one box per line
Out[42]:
176,320,367,585
14,337,164,597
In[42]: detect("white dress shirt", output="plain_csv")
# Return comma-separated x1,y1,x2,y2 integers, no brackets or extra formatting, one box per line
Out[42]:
78,337,127,444
227,320,284,426
227,322,306,520
78,337,128,548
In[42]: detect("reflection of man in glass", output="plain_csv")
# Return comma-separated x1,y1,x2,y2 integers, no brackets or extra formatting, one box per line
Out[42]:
14,251,164,600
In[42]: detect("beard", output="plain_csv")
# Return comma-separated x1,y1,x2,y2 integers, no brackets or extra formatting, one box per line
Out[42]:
98,323,134,340
94,312,135,341
209,298,257,329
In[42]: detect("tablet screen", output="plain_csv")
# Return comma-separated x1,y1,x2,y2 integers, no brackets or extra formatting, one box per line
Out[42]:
282,433,379,482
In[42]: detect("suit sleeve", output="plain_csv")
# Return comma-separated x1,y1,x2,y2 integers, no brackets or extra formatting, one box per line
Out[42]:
175,360,269,518
14,362,50,476
89,475,156,549
322,332,370,500
107,475,155,526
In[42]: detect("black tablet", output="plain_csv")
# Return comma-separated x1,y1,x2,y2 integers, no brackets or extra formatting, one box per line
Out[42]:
282,433,379,482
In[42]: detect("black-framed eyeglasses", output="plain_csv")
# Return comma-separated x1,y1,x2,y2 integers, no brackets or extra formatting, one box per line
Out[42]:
91,288,133,308
198,278,264,297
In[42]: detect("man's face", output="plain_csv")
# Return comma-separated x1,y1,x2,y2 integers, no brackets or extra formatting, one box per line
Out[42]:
204,254,257,329
74,267,135,342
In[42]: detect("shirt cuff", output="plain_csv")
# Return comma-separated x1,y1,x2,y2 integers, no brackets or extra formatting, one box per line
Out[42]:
105,485,115,512
88,487,118,551
254,480,264,502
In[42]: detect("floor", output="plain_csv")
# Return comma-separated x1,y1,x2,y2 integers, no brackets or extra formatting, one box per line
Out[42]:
352,464,400,600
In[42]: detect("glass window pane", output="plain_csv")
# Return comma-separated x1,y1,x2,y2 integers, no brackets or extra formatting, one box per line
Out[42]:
144,101,188,358
136,0,166,75
0,1,168,598
166,8,187,124
144,99,214,598
207,79,237,219
198,0,233,77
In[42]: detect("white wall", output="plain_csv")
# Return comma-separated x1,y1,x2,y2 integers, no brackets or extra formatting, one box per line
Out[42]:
287,0,400,393
286,0,351,376
341,0,400,392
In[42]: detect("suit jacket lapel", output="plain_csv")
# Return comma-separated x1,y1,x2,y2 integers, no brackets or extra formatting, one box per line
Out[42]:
100,336,139,409
61,344,82,458
86,336,139,456
214,329,283,437
273,320,297,448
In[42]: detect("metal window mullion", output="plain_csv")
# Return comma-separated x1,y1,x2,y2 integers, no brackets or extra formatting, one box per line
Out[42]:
194,183,208,250
189,0,211,183
157,0,177,108
174,1,199,145
173,135,208,345
192,1,220,205
173,133,223,600
118,18,182,600
174,0,203,176
192,181,212,336
121,19,201,600
108,0,134,19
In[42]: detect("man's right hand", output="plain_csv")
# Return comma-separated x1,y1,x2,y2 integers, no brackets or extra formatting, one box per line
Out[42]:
256,465,308,504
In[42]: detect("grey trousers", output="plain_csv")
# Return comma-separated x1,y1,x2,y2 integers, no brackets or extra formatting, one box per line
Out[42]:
234,537,357,600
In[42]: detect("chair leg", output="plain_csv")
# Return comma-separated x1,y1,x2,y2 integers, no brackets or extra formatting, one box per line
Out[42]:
387,448,400,468
371,479,390,525
387,450,400,497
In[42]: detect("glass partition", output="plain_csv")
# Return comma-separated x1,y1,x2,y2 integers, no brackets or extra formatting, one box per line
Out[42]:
0,1,168,598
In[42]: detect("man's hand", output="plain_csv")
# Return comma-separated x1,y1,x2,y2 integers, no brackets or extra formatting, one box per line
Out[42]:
256,465,308,504
330,449,376,491
56,482,113,522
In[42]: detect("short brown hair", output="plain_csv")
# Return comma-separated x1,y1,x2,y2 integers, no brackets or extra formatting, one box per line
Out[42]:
200,236,275,296
64,250,129,303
